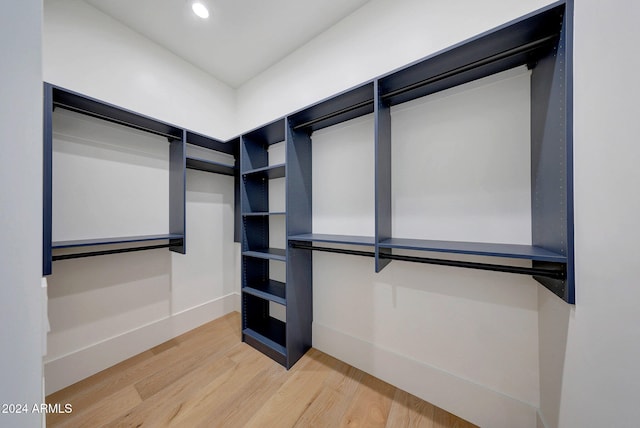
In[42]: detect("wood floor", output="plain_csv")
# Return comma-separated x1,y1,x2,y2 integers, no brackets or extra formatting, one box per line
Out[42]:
46,312,477,427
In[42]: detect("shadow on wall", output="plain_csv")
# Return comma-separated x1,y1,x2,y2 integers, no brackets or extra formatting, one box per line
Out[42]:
538,285,572,428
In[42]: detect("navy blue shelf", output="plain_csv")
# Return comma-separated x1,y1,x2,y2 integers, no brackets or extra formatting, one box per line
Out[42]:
289,82,375,132
51,85,183,140
378,238,566,263
242,163,286,179
185,156,235,176
242,248,287,261
242,326,286,366
242,212,286,216
288,233,375,247
243,280,286,305
52,234,183,249
186,131,235,155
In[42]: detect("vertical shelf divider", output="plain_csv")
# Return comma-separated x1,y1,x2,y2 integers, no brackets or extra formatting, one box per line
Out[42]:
43,83,53,276
530,1,574,303
285,117,313,368
374,80,393,272
169,130,186,253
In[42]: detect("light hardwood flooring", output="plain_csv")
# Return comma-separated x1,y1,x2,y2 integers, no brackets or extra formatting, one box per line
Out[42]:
46,312,477,427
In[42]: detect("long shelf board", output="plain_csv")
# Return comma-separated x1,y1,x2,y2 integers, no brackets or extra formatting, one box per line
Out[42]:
52,234,183,249
186,157,235,176
242,212,286,216
242,248,287,261
243,280,286,305
51,86,183,140
242,163,286,179
378,238,566,262
288,233,375,246
242,327,287,366
186,131,234,155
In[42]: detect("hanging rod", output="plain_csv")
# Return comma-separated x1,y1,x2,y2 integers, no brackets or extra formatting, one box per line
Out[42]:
381,34,559,101
52,244,171,261
53,102,182,141
292,99,374,131
289,242,565,280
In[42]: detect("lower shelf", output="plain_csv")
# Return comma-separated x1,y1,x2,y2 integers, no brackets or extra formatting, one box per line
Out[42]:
243,324,286,367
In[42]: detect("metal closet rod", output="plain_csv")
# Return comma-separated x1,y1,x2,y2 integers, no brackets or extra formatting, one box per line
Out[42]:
289,242,565,280
53,102,182,141
52,243,171,261
290,34,558,132
292,99,374,131
381,33,559,101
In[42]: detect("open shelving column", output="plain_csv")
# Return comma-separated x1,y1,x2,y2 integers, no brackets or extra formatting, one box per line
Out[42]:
374,0,573,302
240,118,301,367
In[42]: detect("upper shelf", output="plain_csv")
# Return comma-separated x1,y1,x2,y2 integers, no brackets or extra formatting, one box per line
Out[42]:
186,131,235,156
378,2,565,106
289,82,374,133
288,233,375,247
51,86,183,140
52,234,183,249
186,156,235,176
243,163,286,179
378,238,566,263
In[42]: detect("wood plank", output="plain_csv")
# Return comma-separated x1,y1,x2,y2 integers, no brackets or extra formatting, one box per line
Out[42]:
386,388,436,428
52,385,141,428
102,351,239,428
242,349,335,427
339,372,396,428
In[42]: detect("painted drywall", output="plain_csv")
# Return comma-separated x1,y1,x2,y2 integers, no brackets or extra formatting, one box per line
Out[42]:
43,0,239,393
43,0,237,140
538,1,640,427
0,1,44,427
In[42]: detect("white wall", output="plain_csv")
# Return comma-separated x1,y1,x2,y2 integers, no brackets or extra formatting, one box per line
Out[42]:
0,1,44,427
44,0,236,140
538,1,640,427
43,0,239,393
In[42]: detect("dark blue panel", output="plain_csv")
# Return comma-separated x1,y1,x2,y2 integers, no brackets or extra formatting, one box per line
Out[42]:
52,234,183,249
288,82,375,132
531,1,573,303
288,233,374,246
242,215,269,252
242,293,287,365
285,246,312,369
241,135,269,173
380,238,567,262
374,80,393,272
232,137,241,243
43,83,53,276
169,133,186,254
50,85,183,139
185,156,235,176
186,131,234,155
243,118,286,146
242,248,287,261
243,163,286,179
243,280,286,305
285,118,313,368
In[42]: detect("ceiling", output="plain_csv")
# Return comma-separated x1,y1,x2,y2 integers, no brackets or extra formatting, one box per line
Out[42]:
84,0,372,88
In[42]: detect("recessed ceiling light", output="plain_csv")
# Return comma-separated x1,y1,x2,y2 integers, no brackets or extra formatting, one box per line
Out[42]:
192,2,209,19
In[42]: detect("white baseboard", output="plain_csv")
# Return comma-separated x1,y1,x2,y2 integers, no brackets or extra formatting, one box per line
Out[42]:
313,322,537,428
44,293,238,395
